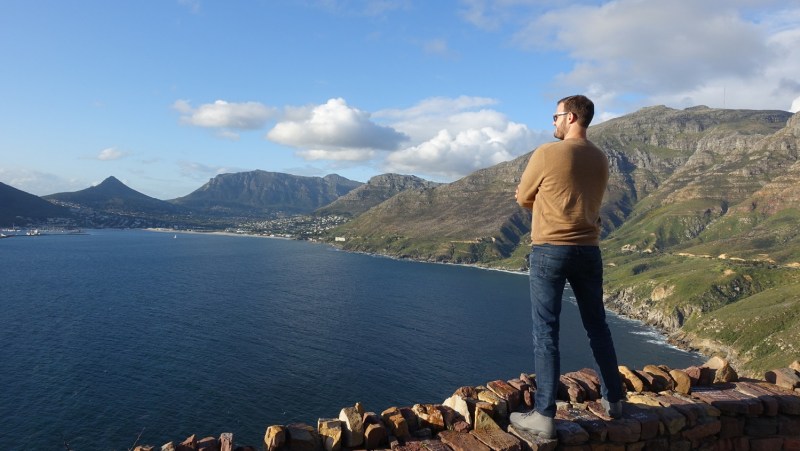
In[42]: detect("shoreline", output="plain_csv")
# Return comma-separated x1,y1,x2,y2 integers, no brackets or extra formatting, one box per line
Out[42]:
144,227,294,240
144,227,705,362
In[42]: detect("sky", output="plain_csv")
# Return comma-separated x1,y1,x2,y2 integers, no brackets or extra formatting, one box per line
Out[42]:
2,0,799,200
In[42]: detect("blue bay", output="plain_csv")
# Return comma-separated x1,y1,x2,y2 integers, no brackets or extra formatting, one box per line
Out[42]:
0,230,702,449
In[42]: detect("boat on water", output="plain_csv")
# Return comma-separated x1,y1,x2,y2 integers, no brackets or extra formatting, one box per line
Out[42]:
26,229,41,236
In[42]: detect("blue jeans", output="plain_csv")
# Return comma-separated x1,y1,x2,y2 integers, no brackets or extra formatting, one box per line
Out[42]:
528,244,623,417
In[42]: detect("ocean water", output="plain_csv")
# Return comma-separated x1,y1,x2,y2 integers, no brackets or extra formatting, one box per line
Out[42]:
0,229,703,449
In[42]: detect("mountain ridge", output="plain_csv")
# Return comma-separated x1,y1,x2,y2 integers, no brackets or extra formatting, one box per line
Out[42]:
315,173,441,217
170,170,362,217
45,176,184,215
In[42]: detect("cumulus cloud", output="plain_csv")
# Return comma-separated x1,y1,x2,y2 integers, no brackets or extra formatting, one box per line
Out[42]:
263,95,545,181
173,99,276,138
505,1,800,112
96,147,127,161
385,120,543,180
378,96,548,180
375,96,503,146
267,98,408,161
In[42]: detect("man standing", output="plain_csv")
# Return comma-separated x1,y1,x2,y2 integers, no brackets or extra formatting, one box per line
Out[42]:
511,95,623,438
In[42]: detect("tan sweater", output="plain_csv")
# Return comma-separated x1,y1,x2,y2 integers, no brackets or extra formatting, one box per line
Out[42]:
516,138,609,246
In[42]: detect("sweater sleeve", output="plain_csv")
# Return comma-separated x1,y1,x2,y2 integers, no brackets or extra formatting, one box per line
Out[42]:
516,147,545,210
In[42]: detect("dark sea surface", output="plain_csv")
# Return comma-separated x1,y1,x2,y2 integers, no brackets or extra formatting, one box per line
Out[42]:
0,229,703,449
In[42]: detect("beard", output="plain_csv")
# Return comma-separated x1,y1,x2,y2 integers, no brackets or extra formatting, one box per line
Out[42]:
553,122,566,140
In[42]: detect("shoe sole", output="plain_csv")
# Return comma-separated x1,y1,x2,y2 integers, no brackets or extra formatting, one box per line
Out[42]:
511,424,555,439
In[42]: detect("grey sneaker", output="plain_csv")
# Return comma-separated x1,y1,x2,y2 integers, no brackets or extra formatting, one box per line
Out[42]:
509,410,555,439
601,398,623,419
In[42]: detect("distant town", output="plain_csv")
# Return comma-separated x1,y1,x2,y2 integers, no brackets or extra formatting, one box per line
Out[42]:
220,214,350,240
0,213,352,242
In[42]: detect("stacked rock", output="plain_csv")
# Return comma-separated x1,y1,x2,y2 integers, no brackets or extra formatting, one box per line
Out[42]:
135,358,800,450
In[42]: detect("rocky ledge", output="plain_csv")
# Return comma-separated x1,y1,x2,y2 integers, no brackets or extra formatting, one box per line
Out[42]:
133,357,800,451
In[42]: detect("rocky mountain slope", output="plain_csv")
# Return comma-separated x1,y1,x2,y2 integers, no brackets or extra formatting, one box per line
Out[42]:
315,173,440,217
170,171,361,216
331,155,532,266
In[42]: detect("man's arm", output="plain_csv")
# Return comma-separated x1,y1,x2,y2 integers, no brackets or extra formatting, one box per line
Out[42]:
516,150,543,210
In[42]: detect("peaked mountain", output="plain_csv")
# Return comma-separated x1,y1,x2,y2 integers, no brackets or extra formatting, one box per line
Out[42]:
45,176,183,215
170,171,362,216
0,181,73,226
315,173,441,217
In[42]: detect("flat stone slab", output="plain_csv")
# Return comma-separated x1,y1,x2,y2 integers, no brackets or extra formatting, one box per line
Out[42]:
691,385,764,416
556,408,607,442
751,381,800,415
507,425,558,451
657,392,722,421
554,419,590,445
471,428,522,451
438,430,491,451
733,381,780,416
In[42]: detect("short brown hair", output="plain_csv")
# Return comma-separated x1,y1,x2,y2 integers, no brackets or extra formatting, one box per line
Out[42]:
558,95,594,127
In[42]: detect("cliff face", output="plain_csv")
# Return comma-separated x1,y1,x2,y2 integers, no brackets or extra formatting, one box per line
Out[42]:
316,173,440,217
171,171,362,216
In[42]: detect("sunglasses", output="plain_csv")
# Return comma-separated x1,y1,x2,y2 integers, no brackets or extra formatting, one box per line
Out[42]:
552,112,570,121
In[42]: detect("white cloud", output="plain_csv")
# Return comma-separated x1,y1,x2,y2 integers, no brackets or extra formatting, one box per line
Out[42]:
375,96,503,146
173,99,276,136
267,98,408,162
385,120,545,180
502,1,800,112
270,95,548,181
378,96,549,180
97,147,127,161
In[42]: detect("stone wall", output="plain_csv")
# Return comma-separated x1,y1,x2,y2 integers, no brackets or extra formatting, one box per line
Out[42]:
135,358,800,451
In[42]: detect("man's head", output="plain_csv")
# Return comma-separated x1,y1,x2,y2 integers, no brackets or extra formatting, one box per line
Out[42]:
553,95,594,140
